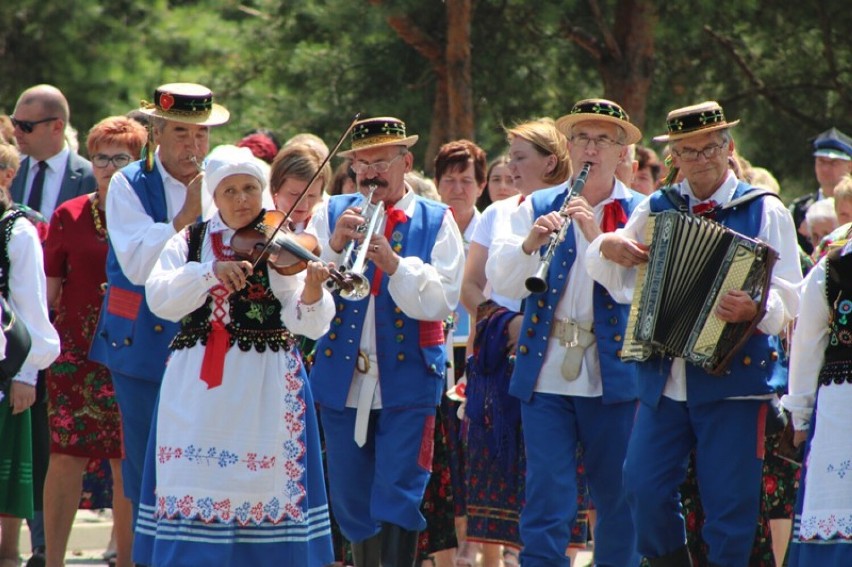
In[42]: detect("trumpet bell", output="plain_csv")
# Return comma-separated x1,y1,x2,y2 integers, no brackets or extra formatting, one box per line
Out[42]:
339,273,371,301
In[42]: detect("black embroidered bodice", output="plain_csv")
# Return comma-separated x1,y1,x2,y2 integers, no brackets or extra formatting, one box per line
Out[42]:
0,208,27,300
170,221,294,353
819,248,852,386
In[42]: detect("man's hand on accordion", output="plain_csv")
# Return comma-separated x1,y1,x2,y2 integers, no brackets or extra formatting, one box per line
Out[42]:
715,290,759,323
598,233,649,267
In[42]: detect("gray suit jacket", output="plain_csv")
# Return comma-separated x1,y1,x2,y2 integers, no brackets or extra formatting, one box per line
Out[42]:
9,152,97,216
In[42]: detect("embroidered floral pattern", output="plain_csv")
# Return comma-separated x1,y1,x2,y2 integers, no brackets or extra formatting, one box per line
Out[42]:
155,363,309,525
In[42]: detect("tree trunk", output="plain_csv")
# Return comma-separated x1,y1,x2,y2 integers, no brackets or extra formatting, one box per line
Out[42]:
445,0,474,142
599,0,657,133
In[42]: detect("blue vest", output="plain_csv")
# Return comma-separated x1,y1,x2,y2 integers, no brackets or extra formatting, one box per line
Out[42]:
637,182,780,407
89,161,180,382
310,194,449,410
509,184,642,404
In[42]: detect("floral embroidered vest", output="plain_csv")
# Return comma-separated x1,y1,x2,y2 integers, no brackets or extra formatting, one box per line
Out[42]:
170,221,294,353
820,248,852,386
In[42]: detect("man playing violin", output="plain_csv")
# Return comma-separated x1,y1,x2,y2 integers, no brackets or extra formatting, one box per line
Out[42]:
88,83,229,548
487,99,644,567
308,116,465,567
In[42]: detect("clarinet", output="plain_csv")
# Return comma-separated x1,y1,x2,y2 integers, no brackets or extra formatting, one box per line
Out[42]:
524,162,593,294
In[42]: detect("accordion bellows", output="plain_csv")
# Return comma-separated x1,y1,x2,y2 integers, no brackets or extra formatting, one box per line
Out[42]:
622,210,778,375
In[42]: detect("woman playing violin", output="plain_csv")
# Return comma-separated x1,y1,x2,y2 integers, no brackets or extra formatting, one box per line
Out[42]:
134,145,336,567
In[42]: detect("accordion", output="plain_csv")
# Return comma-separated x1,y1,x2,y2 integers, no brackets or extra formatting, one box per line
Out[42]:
621,210,778,375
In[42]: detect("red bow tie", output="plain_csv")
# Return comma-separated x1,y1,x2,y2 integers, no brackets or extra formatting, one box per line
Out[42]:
692,200,718,217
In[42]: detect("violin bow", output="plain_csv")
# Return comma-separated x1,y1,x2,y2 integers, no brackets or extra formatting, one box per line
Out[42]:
251,112,361,271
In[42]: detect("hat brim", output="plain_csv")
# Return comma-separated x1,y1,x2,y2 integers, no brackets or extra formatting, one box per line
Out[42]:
556,114,642,145
652,120,740,143
813,149,851,161
337,135,419,158
138,103,230,127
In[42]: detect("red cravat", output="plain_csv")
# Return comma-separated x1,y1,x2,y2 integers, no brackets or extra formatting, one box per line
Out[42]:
692,200,718,218
370,205,408,295
200,285,230,389
600,200,628,233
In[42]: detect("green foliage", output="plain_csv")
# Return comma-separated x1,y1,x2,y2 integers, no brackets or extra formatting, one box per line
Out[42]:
1,0,848,200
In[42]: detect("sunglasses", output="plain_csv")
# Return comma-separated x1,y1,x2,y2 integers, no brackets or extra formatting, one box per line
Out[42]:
11,116,58,134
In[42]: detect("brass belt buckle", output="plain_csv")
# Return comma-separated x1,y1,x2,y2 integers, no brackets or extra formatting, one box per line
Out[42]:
356,350,371,374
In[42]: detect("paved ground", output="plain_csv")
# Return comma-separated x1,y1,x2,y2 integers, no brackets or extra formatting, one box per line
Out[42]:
17,512,595,565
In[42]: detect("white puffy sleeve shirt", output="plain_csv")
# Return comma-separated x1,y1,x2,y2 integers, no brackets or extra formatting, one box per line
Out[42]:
781,258,828,431
5,215,60,392
107,153,214,286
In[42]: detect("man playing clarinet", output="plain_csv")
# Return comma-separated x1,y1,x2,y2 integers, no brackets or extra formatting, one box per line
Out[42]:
487,99,645,567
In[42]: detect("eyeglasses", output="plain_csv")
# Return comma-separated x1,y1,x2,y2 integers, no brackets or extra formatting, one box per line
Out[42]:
672,143,726,162
10,116,58,134
570,134,622,149
350,153,405,175
92,153,133,168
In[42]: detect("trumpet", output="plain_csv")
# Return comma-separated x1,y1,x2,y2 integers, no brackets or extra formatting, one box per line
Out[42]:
326,184,385,300
524,162,592,294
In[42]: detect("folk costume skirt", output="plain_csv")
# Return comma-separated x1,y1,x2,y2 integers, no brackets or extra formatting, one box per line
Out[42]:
134,344,334,567
789,385,852,566
0,400,33,518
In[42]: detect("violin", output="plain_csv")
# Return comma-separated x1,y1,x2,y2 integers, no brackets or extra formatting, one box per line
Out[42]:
230,210,370,300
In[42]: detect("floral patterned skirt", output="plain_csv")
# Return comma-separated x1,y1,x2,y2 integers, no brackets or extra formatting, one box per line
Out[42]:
46,355,122,459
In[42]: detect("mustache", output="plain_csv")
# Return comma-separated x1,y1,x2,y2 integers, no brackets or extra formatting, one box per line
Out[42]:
360,178,388,189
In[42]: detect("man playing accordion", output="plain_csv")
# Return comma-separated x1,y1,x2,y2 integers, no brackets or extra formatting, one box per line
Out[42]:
587,101,802,567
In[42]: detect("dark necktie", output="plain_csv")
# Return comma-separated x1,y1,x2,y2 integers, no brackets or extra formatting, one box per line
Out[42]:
27,160,48,211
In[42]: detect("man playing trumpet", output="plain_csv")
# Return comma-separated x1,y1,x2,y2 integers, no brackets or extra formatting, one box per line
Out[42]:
308,116,464,567
486,99,645,567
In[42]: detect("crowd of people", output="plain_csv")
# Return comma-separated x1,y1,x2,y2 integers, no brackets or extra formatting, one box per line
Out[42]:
0,80,850,567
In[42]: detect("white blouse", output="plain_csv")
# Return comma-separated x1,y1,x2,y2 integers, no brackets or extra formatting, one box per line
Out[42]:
5,214,60,392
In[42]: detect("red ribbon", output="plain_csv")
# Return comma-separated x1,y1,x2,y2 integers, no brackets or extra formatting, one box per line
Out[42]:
371,205,408,295
600,200,628,233
200,320,230,389
692,200,718,218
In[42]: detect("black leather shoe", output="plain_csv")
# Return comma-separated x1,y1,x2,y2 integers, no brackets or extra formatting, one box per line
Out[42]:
646,546,693,567
25,547,45,567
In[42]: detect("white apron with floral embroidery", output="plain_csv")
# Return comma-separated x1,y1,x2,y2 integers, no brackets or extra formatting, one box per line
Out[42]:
154,339,310,526
799,385,852,540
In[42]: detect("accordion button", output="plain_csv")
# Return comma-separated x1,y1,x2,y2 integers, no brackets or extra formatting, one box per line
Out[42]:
743,356,752,366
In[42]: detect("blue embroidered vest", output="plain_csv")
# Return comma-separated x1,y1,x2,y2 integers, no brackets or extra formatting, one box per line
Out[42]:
637,181,780,407
310,194,448,410
509,184,642,404
89,161,180,382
